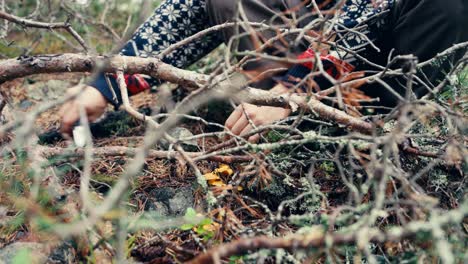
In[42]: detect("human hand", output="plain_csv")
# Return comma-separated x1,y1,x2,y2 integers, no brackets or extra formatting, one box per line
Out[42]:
225,103,291,142
59,85,108,136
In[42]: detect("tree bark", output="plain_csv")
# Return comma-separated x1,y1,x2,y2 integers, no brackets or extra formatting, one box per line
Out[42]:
0,53,374,134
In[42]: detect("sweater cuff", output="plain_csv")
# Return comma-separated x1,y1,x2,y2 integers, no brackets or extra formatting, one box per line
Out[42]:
273,64,312,91
275,48,355,92
89,72,156,109
89,73,122,109
274,49,316,91
89,40,156,109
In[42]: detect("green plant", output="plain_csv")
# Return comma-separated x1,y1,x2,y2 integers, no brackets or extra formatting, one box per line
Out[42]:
180,208,215,241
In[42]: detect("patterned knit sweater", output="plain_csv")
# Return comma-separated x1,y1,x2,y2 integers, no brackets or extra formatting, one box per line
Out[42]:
93,0,395,106
337,0,394,51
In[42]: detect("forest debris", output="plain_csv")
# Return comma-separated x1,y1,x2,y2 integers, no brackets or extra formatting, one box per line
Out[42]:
160,127,198,151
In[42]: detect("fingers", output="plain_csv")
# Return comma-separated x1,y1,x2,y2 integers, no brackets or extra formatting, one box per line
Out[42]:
230,114,249,136
226,104,263,141
59,85,108,137
225,104,291,143
248,134,260,143
60,101,79,136
239,124,253,137
225,106,242,130
240,124,262,143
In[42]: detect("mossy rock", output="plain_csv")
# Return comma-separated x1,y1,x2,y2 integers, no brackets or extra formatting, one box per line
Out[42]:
146,186,194,216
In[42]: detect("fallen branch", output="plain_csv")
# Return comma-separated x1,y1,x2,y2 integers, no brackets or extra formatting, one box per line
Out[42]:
0,53,374,134
35,146,252,163
233,88,374,133
188,203,468,263
399,140,439,158
0,53,205,87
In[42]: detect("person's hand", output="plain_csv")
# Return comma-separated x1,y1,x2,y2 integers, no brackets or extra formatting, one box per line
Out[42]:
225,103,291,142
59,85,108,136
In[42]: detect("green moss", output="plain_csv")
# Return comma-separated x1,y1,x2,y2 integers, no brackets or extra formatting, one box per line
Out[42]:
267,152,294,171
319,161,335,173
265,130,286,143
93,173,119,186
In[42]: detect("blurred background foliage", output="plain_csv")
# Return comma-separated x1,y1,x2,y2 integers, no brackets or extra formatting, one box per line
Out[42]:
0,0,162,56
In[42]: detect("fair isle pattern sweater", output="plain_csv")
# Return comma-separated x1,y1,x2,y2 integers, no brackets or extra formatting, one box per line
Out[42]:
335,0,394,61
92,0,395,106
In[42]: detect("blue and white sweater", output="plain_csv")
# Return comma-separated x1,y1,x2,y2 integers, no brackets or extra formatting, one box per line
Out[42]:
334,0,394,59
92,0,395,106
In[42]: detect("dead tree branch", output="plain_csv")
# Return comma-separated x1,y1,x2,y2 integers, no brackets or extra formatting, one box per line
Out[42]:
0,54,204,87
188,203,468,263
0,53,375,133
34,146,252,163
0,11,88,51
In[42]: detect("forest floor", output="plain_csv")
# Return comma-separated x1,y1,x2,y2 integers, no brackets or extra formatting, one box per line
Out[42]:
1,72,343,263
0,2,466,261
1,68,465,263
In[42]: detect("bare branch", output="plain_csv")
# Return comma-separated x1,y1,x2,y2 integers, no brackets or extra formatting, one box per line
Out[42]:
0,11,88,51
0,53,375,133
189,203,468,263
35,146,252,163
